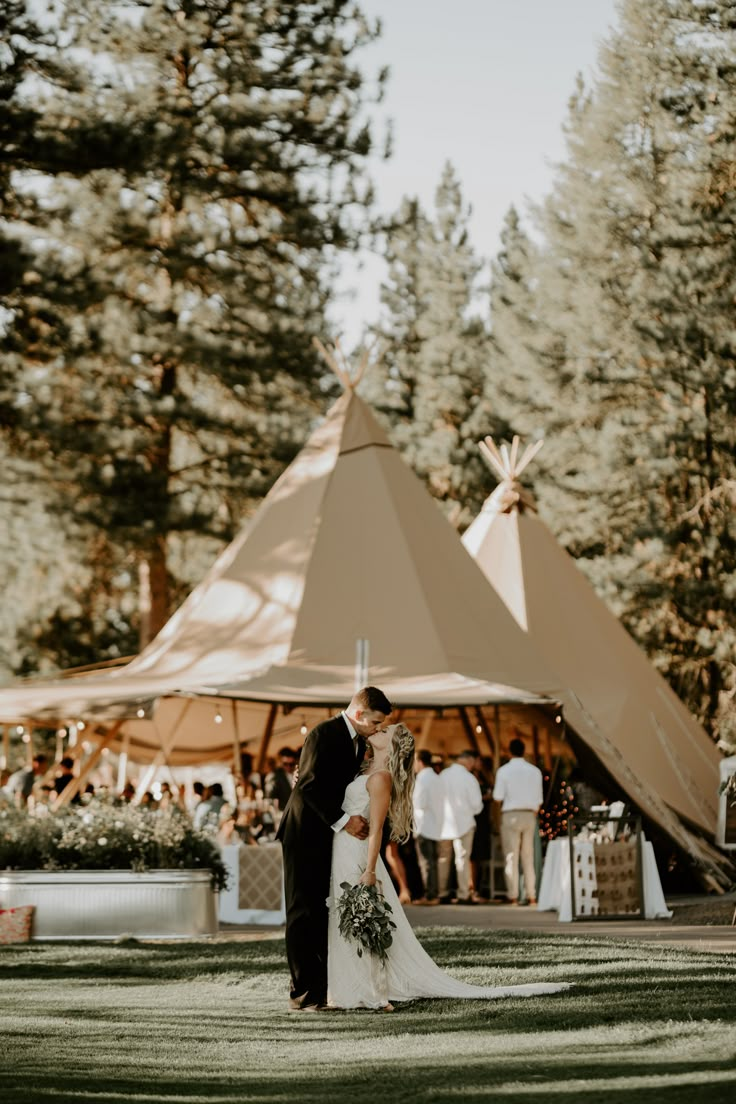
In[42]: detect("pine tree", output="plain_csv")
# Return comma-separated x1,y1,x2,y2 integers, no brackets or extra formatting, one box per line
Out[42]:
368,164,505,525
487,0,736,741
1,0,380,658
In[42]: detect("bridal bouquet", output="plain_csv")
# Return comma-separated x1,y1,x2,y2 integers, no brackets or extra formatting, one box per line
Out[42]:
336,880,396,966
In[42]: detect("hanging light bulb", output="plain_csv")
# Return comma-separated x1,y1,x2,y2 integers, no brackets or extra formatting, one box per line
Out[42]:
475,724,482,734
77,720,86,731
555,714,562,724
214,711,223,725
21,732,31,744
136,708,145,719
300,723,308,736
56,727,66,739
16,725,24,736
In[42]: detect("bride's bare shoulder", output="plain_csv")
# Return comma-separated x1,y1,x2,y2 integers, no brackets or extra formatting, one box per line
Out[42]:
365,770,391,791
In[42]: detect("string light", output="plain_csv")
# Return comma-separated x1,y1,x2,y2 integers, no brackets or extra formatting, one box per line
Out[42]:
56,727,66,738
475,724,482,734
300,723,308,736
555,714,562,724
21,732,31,744
78,721,86,731
16,725,24,736
136,708,145,719
214,712,223,725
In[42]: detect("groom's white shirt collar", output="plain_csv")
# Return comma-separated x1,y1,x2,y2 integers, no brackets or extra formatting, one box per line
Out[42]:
341,710,358,740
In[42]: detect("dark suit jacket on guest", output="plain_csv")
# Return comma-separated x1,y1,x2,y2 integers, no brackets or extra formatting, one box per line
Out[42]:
264,768,293,812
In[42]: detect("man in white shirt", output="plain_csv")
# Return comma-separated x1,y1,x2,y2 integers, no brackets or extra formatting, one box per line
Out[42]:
412,749,444,904
440,751,484,904
492,737,544,906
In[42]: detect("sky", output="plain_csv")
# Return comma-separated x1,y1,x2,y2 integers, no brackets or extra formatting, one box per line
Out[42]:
331,0,620,345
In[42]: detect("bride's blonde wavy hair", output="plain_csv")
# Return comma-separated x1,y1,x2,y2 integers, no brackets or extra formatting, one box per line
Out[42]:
385,723,415,842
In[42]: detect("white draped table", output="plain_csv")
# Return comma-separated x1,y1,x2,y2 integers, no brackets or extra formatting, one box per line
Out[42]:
218,842,285,925
537,836,672,922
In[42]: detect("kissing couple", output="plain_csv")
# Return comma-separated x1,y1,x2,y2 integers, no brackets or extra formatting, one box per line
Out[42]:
276,686,568,1011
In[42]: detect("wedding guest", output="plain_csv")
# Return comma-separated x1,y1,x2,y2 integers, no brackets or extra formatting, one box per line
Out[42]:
470,755,494,901
384,838,412,904
412,749,443,905
194,782,226,831
493,737,544,906
53,757,76,796
118,781,136,803
5,755,48,807
264,747,298,811
440,751,484,905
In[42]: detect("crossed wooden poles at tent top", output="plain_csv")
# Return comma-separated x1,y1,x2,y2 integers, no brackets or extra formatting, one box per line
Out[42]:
313,336,378,391
478,434,544,484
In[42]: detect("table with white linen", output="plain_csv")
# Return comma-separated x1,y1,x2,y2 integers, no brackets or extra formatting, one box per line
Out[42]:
537,835,672,922
218,842,285,925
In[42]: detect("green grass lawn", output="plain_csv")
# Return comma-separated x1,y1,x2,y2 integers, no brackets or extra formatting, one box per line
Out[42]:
1,929,734,1104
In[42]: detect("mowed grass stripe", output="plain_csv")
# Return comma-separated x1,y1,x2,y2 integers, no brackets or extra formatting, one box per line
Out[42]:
1,930,734,1104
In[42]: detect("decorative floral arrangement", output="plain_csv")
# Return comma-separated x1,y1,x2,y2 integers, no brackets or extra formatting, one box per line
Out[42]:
0,799,228,892
336,880,396,966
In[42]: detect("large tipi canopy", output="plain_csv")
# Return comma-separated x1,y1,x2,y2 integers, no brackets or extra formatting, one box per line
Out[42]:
0,358,562,768
462,435,725,875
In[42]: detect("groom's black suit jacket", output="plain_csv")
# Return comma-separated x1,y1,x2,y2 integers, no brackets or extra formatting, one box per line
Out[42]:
276,714,363,850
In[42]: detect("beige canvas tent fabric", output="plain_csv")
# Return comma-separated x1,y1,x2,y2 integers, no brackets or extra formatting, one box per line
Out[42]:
462,440,724,870
0,390,562,764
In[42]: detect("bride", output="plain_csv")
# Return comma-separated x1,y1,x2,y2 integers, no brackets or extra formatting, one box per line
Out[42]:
327,723,569,1011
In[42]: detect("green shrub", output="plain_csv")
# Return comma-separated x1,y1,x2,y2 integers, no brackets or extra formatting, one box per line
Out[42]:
0,800,228,891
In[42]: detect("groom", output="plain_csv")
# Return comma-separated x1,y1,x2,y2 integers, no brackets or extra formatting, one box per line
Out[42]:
277,685,392,1010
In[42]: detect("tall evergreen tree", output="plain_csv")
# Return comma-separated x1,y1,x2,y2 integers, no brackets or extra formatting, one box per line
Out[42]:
487,0,736,740
1,0,380,659
367,164,505,525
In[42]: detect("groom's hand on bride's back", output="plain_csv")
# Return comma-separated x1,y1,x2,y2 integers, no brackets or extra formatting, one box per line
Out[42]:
344,815,369,839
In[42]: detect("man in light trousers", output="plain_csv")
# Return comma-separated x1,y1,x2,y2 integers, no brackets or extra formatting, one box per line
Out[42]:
493,737,544,906
440,750,484,904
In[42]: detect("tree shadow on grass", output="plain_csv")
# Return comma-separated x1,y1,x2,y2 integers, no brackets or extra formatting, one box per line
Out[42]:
1,1056,735,1104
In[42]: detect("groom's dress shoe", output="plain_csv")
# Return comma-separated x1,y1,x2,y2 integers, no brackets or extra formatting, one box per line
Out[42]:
288,998,328,1012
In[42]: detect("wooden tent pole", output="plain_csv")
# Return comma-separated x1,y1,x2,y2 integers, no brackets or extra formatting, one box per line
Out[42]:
117,731,130,792
474,708,498,770
151,699,193,790
231,699,242,777
458,707,480,754
418,712,434,751
135,754,164,802
256,703,278,777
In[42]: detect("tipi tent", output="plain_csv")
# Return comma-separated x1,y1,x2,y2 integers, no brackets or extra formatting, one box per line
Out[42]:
462,436,726,877
0,364,562,770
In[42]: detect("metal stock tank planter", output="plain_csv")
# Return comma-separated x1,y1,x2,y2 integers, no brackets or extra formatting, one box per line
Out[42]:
0,800,226,940
0,868,217,940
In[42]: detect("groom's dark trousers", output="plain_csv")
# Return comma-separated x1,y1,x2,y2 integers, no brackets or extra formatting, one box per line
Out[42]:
276,715,364,1007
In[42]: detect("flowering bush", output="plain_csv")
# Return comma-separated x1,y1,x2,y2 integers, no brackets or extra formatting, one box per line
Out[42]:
0,800,228,892
336,881,396,966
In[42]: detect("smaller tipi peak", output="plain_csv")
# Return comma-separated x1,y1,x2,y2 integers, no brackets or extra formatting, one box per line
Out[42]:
478,435,543,514
313,336,377,393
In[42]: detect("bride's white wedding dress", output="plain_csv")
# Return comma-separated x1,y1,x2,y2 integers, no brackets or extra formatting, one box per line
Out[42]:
326,775,569,1009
